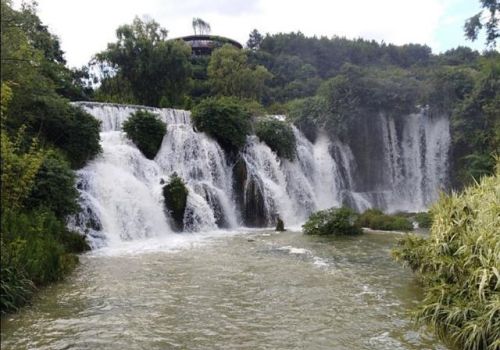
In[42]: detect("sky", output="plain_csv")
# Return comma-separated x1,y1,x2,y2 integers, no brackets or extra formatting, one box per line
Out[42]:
13,0,488,67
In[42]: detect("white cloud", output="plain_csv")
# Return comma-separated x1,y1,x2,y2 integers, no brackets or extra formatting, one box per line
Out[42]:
14,0,460,67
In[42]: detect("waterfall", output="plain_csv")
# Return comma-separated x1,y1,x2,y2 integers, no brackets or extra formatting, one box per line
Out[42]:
71,102,449,247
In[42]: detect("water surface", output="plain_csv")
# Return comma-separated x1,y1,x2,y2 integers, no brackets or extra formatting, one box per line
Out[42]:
1,231,446,349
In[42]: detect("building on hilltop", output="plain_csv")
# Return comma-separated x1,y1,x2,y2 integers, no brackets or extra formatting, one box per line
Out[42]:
175,35,243,56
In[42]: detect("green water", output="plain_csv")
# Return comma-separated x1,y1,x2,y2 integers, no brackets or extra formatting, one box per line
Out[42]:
1,230,446,349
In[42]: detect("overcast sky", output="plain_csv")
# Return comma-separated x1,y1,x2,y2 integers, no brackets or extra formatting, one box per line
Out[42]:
14,0,487,67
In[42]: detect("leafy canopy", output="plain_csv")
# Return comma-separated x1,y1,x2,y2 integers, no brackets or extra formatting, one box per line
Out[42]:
208,44,271,101
95,17,192,107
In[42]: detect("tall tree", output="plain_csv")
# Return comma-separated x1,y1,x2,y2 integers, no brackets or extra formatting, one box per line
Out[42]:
96,17,192,107
207,44,271,100
247,29,263,50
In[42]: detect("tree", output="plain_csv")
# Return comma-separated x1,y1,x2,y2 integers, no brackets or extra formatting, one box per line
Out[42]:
0,0,92,315
192,18,211,35
96,17,192,107
207,44,271,100
247,29,263,50
464,0,499,47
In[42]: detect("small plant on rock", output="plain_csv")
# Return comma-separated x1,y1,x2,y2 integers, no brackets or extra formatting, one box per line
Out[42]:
162,173,189,231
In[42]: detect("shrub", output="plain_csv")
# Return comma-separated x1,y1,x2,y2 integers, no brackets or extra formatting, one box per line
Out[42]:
393,164,500,350
15,99,102,169
162,174,189,231
25,150,79,219
357,208,413,231
1,209,83,289
303,207,362,236
191,97,252,151
255,118,296,160
414,212,432,229
122,110,167,159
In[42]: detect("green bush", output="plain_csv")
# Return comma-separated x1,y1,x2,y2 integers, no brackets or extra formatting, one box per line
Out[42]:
303,207,362,236
393,164,500,350
122,110,167,159
25,150,79,219
255,118,296,160
1,209,84,300
13,98,102,169
414,212,432,229
162,174,189,231
191,97,252,151
357,209,413,231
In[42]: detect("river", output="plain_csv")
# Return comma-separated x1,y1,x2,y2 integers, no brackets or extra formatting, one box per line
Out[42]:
1,230,446,349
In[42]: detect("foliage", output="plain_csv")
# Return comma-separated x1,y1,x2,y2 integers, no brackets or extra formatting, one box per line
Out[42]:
192,18,211,35
26,101,101,169
258,32,431,80
275,217,285,231
25,150,79,219
191,96,252,151
287,96,326,142
449,57,500,186
0,1,92,314
1,128,45,211
357,209,413,231
303,207,362,236
207,44,272,100
122,110,167,160
247,29,263,50
393,163,500,350
414,212,432,229
289,64,420,140
255,118,296,160
95,16,192,107
464,0,499,47
1,1,101,169
162,174,189,231
0,240,35,314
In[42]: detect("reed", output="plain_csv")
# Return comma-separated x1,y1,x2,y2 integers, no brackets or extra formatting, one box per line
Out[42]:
393,161,500,350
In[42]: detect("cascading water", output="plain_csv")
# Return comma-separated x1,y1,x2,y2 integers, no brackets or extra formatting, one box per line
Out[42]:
71,102,450,247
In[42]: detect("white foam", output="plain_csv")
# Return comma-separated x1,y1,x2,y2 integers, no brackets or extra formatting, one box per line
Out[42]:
277,245,311,255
